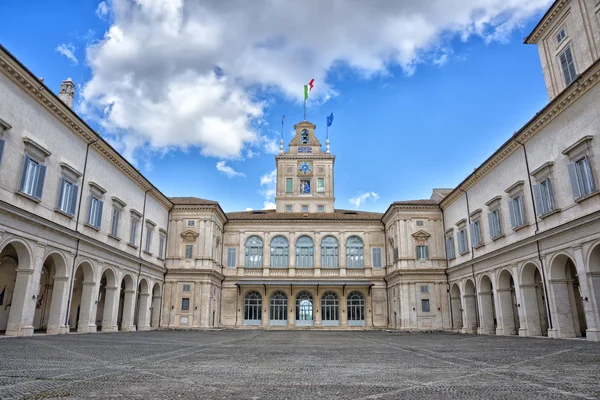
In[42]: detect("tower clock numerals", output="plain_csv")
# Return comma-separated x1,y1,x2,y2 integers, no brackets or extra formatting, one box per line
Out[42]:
299,161,312,174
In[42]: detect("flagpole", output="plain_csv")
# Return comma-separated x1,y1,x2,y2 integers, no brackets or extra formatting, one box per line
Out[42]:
304,99,306,121
280,115,285,154
326,115,329,141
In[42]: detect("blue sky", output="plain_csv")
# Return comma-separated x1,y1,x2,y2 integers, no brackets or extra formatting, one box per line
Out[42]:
1,0,552,212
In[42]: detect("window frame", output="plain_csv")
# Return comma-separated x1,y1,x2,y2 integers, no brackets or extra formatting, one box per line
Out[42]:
270,236,289,268
181,297,190,311
416,245,429,260
321,236,339,268
372,247,382,268
18,138,51,201
285,178,293,194
296,235,314,268
317,177,325,193
346,236,364,269
227,247,237,268
129,210,141,246
185,244,194,259
445,230,455,260
558,44,577,87
244,236,263,268
421,299,430,313
158,231,167,259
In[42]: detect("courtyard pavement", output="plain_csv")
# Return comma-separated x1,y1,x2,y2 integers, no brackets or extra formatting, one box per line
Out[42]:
0,330,599,399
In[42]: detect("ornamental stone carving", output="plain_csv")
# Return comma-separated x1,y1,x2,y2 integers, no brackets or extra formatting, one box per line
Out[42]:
181,230,199,243
412,230,431,244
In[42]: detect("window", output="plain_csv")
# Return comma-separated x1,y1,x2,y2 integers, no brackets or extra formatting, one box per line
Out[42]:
301,205,309,212
568,156,597,199
347,292,366,326
245,236,263,267
185,244,193,259
181,298,190,311
285,178,293,194
508,195,525,229
470,220,482,248
457,228,468,255
533,178,556,216
130,213,140,245
321,236,339,268
296,236,314,268
145,227,152,253
57,177,78,215
346,236,364,268
393,247,399,261
285,205,293,212
445,235,455,259
321,292,340,325
270,291,288,324
301,129,309,144
556,27,566,45
19,154,46,199
317,205,325,212
559,45,577,86
244,291,262,325
372,248,382,267
158,233,166,259
224,247,235,267
317,178,324,193
416,245,429,260
420,285,429,293
187,220,195,227
488,209,502,239
87,196,103,228
270,236,289,268
111,207,120,237
182,284,191,292
416,220,424,227
421,299,430,312
0,138,4,167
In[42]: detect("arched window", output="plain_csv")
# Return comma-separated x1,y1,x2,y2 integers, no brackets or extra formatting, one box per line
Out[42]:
296,236,314,268
301,129,309,144
243,291,262,325
269,291,288,325
245,236,263,268
347,291,366,326
320,236,339,268
295,291,313,326
321,291,340,326
270,236,289,268
346,236,364,268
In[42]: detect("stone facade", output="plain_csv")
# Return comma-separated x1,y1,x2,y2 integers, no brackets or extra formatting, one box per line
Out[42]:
0,0,600,341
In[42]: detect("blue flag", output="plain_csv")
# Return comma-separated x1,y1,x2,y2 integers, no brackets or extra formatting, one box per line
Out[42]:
326,112,334,127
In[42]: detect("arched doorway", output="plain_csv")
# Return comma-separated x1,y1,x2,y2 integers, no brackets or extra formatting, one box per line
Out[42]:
150,283,161,329
33,253,68,334
269,291,288,326
96,268,117,332
497,269,520,335
136,279,150,331
450,283,463,330
321,291,339,326
550,254,586,338
520,263,549,336
295,291,313,327
69,261,95,333
464,280,477,333
0,241,31,335
243,291,262,326
117,274,135,331
347,291,365,326
479,275,496,334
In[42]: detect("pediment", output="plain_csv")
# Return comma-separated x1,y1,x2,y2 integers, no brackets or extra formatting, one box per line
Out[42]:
412,230,431,244
181,229,199,242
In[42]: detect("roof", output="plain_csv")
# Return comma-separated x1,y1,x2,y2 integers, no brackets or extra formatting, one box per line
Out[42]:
391,199,439,206
170,197,219,205
524,0,561,44
226,209,383,221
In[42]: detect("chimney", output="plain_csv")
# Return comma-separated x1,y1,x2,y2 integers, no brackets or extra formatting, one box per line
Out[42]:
58,78,75,109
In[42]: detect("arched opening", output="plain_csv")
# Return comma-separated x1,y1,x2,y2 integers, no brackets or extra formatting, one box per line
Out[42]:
347,291,365,326
321,291,339,326
96,268,117,332
497,269,520,335
346,236,364,268
589,244,600,336
450,283,463,330
150,283,161,329
68,261,95,333
136,279,150,331
0,241,31,335
269,291,288,326
464,280,477,332
33,253,68,334
295,291,313,327
520,263,549,336
296,236,314,268
270,236,289,268
117,274,135,331
479,275,496,334
550,254,586,338
243,291,262,326
320,236,339,268
245,236,263,268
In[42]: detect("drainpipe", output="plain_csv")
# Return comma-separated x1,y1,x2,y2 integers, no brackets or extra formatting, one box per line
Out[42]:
515,139,553,330
133,189,151,329
64,138,98,328
383,227,390,327
157,203,174,330
441,208,453,329
459,188,480,328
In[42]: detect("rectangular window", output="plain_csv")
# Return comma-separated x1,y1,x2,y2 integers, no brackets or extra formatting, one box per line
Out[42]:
317,205,325,212
0,139,5,166
317,177,324,193
393,247,399,261
372,248,382,268
416,245,429,260
559,45,577,86
301,205,309,212
508,195,525,228
145,228,152,253
19,154,46,199
111,207,120,237
533,178,556,216
556,27,566,45
285,178,293,194
181,298,190,311
457,229,468,255
227,247,236,267
470,220,482,248
568,156,597,199
158,234,166,259
130,219,139,245
488,209,502,239
185,244,193,259
421,285,429,293
445,236,455,259
416,220,424,227
421,299,430,312
57,177,78,215
187,220,195,227
182,284,191,292
87,196,103,228
285,205,293,212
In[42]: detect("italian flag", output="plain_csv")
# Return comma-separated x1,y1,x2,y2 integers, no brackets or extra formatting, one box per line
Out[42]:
304,78,314,100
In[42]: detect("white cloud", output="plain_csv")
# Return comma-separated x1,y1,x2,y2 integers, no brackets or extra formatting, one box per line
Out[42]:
96,1,109,19
259,169,277,209
349,192,380,209
55,43,78,64
245,207,254,211
262,201,276,210
216,161,245,178
245,149,258,159
80,0,551,161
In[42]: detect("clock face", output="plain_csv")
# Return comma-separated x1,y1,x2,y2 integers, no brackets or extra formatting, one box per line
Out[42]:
299,161,312,174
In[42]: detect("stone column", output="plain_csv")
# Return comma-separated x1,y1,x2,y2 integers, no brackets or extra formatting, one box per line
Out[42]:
547,279,577,338
78,281,98,333
519,283,542,336
478,287,495,334
264,233,271,275
238,232,246,276
102,286,119,332
121,288,137,331
496,288,516,335
314,290,322,327
314,233,321,277
573,246,600,341
193,282,202,327
151,293,161,329
169,281,177,327
161,282,172,327
46,276,69,335
289,232,296,276
137,293,151,331
339,232,346,276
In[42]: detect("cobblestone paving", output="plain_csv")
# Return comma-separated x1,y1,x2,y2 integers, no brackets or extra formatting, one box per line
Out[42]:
1,330,599,399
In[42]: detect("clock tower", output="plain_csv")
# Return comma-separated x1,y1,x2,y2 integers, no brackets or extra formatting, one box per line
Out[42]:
274,120,335,213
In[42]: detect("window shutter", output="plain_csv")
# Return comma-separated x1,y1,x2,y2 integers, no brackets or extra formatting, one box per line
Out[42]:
424,246,429,260
469,223,476,245
68,184,78,215
0,139,5,165
19,154,30,191
96,200,103,227
546,179,555,211
568,163,581,198
34,164,46,199
508,199,516,228
533,184,544,215
57,177,66,209
488,213,495,238
584,157,596,192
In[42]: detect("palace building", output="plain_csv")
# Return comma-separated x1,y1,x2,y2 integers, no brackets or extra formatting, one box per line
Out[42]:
1,0,600,340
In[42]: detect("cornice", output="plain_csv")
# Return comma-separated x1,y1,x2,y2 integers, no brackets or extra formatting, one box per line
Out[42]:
174,204,227,223
525,0,568,44
441,58,600,209
226,219,384,226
